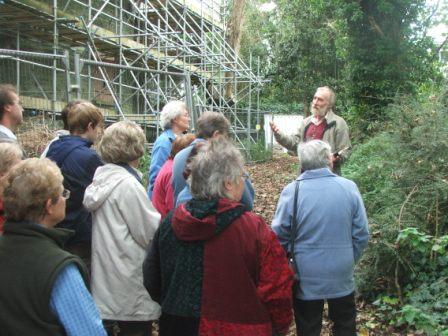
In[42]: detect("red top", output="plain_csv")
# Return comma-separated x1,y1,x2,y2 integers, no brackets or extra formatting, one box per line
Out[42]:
151,158,174,218
305,119,327,141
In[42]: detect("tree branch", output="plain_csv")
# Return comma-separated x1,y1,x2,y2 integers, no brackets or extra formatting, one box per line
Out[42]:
368,16,385,38
395,185,419,304
432,35,448,61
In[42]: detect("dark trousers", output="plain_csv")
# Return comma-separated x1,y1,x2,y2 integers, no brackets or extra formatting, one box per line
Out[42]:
294,292,356,336
104,320,153,336
159,313,199,336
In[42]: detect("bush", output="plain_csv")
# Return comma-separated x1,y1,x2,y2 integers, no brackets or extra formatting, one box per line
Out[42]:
344,87,448,331
371,228,448,334
138,148,150,189
244,138,272,162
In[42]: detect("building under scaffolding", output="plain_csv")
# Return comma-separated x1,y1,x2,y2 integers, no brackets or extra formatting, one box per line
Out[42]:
0,0,263,154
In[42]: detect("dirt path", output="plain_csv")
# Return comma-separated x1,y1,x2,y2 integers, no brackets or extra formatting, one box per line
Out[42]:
246,153,298,224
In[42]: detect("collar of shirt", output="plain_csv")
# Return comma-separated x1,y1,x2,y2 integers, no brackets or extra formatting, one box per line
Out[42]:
165,128,177,142
311,116,325,126
0,125,16,140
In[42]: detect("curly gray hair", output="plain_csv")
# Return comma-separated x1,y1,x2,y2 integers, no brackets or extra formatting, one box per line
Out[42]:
189,138,244,200
3,158,63,222
0,142,22,176
160,100,188,130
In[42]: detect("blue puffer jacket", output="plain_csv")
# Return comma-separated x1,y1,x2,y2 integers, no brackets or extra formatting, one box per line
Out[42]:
46,135,103,245
272,168,369,300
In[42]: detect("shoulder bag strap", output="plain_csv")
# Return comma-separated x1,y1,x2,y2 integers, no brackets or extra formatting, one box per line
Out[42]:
289,181,300,275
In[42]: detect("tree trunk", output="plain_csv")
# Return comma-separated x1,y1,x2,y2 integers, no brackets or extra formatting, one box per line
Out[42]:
225,0,247,100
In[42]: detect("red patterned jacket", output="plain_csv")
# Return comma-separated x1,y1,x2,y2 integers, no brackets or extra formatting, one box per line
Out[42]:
143,198,294,336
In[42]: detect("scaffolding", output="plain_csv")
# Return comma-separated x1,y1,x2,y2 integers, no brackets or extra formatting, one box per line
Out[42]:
0,0,263,154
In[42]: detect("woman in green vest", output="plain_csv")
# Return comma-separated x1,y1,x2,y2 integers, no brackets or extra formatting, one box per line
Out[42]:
0,158,106,336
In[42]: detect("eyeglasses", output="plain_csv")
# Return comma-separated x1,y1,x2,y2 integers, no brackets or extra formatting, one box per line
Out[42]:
241,172,250,181
62,189,71,199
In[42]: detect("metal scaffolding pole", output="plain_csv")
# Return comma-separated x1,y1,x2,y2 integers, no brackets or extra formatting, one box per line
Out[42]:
0,0,262,154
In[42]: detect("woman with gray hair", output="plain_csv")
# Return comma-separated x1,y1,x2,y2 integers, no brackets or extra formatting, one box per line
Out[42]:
83,120,161,336
147,100,190,199
143,138,294,336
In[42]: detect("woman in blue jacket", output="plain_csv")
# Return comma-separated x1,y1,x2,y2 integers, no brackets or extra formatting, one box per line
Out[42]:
272,140,369,336
147,100,190,199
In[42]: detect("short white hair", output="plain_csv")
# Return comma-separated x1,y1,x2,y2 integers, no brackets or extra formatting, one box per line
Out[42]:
299,140,331,171
189,138,244,200
160,100,187,130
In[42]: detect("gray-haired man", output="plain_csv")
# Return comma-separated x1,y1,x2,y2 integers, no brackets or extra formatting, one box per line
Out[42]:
269,86,351,175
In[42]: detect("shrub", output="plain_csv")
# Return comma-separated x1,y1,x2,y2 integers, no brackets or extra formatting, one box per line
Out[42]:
344,87,448,331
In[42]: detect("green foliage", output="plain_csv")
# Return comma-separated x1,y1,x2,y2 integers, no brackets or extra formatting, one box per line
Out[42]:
269,0,345,110
241,0,444,132
138,148,150,189
258,100,304,116
371,228,448,334
341,0,442,135
345,88,448,332
244,138,272,163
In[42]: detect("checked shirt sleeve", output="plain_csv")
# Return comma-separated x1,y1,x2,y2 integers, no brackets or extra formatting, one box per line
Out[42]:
257,222,294,336
49,263,106,336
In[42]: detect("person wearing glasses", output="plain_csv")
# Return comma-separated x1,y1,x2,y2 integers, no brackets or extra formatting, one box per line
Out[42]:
269,86,351,175
143,138,294,336
0,158,106,335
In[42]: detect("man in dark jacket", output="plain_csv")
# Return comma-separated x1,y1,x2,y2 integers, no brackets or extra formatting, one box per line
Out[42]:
46,100,103,269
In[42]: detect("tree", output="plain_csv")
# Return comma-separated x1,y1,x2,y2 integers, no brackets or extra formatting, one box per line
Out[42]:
341,0,441,134
268,0,345,116
225,0,247,99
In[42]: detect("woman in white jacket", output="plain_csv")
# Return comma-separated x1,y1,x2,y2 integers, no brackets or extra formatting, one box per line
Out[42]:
84,120,161,336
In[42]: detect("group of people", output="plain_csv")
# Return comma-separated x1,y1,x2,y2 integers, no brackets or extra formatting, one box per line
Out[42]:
0,83,369,336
